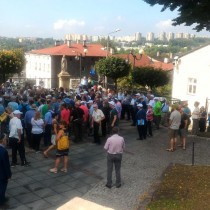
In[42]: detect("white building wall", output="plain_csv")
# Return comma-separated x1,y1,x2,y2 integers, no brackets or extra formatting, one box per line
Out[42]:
25,54,52,88
172,45,210,110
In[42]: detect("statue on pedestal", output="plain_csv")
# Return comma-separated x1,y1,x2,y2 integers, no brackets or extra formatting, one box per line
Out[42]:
61,55,67,72
58,55,70,89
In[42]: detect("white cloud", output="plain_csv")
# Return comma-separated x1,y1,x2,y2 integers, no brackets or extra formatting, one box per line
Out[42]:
156,19,173,30
93,26,105,32
53,19,85,30
116,15,123,21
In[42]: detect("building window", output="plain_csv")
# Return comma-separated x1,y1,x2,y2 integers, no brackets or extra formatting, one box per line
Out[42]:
187,78,197,94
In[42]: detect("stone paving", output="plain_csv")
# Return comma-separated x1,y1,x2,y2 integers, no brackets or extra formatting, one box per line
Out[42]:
2,120,210,210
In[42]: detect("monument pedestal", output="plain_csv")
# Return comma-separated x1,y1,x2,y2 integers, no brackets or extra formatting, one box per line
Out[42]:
58,71,70,89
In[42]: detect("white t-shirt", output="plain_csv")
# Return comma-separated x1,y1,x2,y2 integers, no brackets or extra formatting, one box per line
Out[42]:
9,117,23,139
192,107,200,119
92,109,104,122
31,118,44,134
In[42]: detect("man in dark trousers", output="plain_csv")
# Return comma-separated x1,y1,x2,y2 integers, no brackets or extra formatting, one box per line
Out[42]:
136,103,147,140
0,133,12,205
104,127,125,188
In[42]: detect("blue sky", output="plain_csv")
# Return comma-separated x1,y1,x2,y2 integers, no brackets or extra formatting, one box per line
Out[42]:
0,0,209,39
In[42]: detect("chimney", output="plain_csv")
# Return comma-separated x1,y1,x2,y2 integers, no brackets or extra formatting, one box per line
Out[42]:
164,58,169,63
67,40,71,47
55,40,60,46
83,40,86,47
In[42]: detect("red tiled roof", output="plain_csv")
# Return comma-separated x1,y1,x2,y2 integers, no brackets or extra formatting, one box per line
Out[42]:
30,43,107,57
114,54,173,71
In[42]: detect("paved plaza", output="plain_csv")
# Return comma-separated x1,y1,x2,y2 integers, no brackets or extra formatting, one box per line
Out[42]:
2,120,210,210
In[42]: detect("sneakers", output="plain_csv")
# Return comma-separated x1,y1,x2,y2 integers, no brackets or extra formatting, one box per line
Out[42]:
49,168,58,173
21,161,31,167
116,184,121,188
105,184,112,189
60,168,68,173
11,163,19,167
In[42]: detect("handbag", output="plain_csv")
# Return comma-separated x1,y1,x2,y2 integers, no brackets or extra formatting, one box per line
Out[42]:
57,135,69,150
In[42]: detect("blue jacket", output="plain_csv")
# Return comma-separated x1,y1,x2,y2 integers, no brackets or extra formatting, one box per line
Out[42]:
136,109,146,121
0,145,12,180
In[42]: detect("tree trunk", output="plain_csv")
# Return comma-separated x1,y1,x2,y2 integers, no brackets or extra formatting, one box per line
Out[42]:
2,73,6,83
114,79,117,91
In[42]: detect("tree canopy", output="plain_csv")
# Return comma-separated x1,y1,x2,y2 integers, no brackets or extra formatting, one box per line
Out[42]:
0,49,25,82
144,0,210,32
95,56,131,90
132,66,169,90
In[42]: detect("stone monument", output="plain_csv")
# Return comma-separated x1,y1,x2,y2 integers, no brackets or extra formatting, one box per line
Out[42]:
58,55,70,89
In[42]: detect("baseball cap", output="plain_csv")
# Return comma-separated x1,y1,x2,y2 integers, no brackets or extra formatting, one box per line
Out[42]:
135,93,140,96
137,103,143,107
87,100,93,104
13,110,23,115
109,101,115,106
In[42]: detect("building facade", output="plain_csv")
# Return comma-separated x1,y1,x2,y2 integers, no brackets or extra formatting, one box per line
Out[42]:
172,44,210,111
25,42,107,88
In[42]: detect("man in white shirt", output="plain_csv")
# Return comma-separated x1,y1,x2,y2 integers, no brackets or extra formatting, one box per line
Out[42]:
9,110,29,167
92,104,105,145
191,101,200,135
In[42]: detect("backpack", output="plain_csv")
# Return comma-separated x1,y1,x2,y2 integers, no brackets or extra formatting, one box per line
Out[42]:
57,135,69,150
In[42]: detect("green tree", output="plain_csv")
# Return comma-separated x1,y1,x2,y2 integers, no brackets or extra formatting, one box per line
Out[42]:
132,66,169,90
0,49,25,82
144,0,210,32
95,57,131,90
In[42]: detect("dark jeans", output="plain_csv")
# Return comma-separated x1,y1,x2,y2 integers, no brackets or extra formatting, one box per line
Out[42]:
9,137,26,164
147,121,153,136
25,123,32,147
137,125,147,139
32,133,43,151
121,104,130,120
101,119,108,137
199,119,206,132
93,122,100,144
72,119,83,142
154,115,161,129
107,153,122,186
130,105,136,125
0,180,8,204
44,124,52,146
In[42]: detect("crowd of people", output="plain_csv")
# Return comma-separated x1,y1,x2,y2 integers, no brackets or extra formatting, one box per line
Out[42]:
0,81,210,204
0,83,209,152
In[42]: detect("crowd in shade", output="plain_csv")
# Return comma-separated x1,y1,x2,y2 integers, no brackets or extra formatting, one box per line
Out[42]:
0,80,209,203
0,81,209,150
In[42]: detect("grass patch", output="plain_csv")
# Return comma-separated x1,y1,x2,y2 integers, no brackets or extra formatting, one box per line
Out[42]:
146,164,210,210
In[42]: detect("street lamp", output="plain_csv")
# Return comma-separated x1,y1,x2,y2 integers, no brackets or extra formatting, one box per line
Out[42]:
105,28,121,88
129,48,144,67
106,28,121,57
73,48,88,82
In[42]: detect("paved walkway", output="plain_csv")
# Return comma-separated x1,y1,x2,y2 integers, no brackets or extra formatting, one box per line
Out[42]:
3,121,210,210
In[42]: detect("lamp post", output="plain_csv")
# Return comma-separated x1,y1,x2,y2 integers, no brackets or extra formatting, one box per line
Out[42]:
73,48,88,83
105,28,121,89
129,48,144,67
